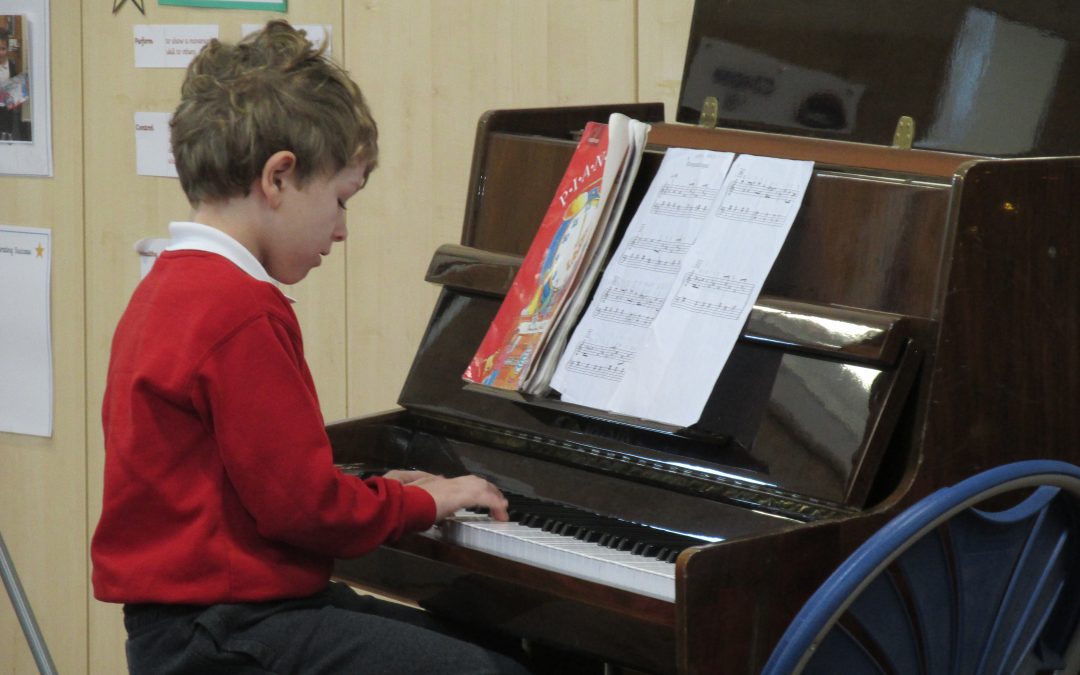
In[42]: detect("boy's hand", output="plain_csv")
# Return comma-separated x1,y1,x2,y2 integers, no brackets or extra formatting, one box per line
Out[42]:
415,475,510,522
381,469,437,485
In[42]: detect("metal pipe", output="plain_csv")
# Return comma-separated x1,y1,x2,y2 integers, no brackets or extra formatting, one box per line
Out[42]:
0,531,58,675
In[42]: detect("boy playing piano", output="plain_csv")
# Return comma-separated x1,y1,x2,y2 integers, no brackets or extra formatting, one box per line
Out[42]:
90,20,529,674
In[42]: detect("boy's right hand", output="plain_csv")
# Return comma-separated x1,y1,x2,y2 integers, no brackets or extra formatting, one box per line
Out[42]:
414,474,510,522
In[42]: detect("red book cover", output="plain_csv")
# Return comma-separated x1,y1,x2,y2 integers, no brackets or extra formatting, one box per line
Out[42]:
463,121,609,390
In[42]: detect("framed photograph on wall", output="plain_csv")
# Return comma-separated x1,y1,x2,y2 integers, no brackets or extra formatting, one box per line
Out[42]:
0,0,51,176
0,15,31,142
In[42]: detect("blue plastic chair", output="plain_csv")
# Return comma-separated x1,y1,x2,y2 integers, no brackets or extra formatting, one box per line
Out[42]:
761,460,1080,675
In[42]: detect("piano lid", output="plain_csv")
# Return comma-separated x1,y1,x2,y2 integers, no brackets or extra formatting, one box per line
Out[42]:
677,0,1080,157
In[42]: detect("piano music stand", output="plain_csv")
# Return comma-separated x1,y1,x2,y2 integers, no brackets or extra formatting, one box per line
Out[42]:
1,531,57,675
761,460,1080,675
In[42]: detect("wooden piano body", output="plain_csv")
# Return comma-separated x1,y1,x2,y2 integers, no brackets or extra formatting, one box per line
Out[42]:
329,4,1080,672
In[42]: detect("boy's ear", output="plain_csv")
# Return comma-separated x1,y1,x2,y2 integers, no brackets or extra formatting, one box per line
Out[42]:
260,151,298,208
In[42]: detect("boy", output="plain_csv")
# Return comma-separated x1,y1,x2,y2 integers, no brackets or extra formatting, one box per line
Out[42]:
91,21,530,674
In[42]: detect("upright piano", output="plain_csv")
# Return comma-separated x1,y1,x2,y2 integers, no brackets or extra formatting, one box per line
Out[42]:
329,2,1080,672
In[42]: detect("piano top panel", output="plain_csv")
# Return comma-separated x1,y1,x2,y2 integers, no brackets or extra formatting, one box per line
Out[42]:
648,123,976,179
467,131,956,318
677,0,1080,157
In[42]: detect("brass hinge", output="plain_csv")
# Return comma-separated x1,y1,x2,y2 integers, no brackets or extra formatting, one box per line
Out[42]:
891,115,915,149
698,96,719,129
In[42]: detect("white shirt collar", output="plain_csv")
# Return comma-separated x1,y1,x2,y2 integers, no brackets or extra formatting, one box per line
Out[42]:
165,221,295,303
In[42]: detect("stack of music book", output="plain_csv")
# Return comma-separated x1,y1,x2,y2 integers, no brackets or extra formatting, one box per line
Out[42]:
462,113,651,395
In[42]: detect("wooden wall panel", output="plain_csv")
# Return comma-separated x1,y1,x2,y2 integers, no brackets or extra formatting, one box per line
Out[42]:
0,4,85,674
342,0,638,416
638,0,696,117
0,2,696,672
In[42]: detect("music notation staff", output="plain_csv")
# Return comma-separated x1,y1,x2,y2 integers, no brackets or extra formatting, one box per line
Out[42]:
599,285,665,313
725,172,801,204
716,204,787,226
617,250,682,274
670,296,744,319
563,339,634,382
624,234,693,255
652,200,711,218
593,307,652,328
617,233,695,276
659,182,722,201
649,179,721,219
715,167,805,226
670,271,753,320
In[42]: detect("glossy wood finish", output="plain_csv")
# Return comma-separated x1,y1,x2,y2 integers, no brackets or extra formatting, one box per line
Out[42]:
677,511,892,673
920,158,1080,493
330,104,1080,673
427,243,915,365
674,159,1080,675
468,130,958,318
389,285,916,509
337,546,678,674
648,123,976,179
462,104,665,254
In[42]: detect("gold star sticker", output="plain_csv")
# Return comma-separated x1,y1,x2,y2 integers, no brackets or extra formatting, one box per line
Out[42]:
35,243,43,257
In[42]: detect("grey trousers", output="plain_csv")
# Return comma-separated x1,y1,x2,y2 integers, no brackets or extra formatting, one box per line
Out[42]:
122,581,533,674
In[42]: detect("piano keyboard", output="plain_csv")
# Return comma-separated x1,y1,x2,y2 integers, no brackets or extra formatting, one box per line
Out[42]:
422,492,710,602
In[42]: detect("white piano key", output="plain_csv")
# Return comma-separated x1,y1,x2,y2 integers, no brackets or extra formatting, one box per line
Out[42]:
422,513,676,601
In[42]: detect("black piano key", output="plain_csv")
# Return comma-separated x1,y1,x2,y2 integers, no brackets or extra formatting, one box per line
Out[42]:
578,529,602,543
496,490,700,562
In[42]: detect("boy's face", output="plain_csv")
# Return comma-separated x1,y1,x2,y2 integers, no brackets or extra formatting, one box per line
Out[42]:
263,157,369,285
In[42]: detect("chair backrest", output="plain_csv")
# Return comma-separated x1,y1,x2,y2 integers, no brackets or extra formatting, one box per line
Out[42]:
761,459,1080,675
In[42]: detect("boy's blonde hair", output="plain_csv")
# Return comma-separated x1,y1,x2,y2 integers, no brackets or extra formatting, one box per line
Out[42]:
171,20,377,206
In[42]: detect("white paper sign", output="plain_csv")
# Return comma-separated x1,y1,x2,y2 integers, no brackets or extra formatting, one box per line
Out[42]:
242,23,330,56
0,225,52,437
134,112,177,178
134,25,219,68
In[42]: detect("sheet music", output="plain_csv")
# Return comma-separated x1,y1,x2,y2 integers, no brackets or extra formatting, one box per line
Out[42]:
550,148,735,408
552,152,813,428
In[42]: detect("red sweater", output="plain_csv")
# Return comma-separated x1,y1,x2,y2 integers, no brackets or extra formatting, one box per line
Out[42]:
91,250,435,604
